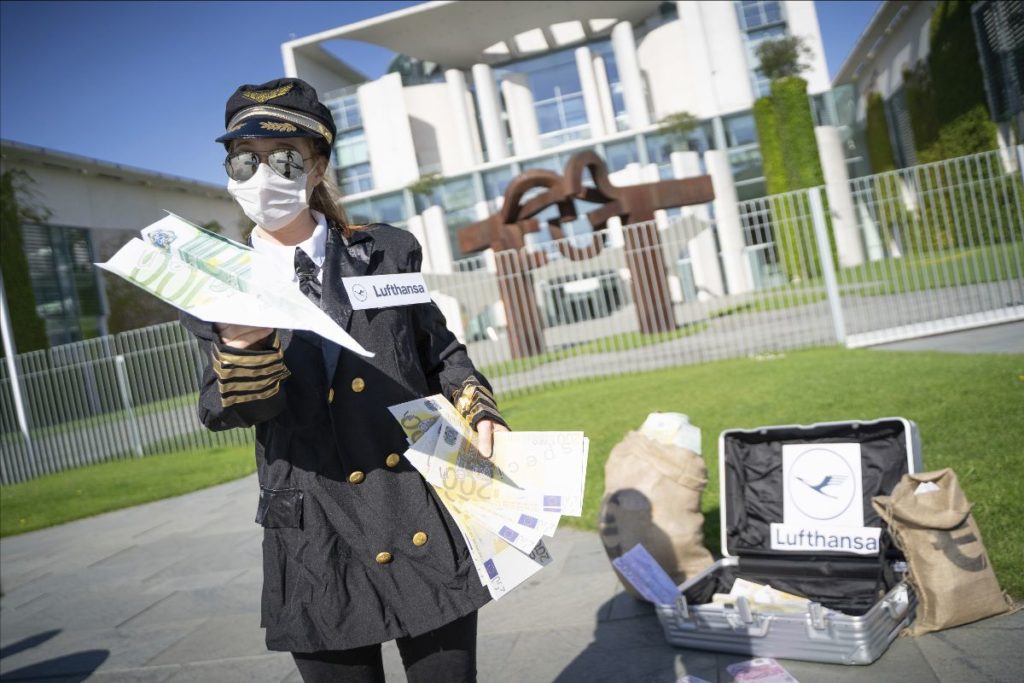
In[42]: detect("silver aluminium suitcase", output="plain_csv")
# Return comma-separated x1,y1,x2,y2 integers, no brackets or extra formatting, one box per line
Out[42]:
656,417,922,665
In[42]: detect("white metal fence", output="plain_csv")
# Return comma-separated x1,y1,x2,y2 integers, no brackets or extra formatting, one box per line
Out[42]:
0,324,250,484
1,147,1021,484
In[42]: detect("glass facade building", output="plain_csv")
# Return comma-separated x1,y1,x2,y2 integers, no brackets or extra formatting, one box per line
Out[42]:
300,1,835,259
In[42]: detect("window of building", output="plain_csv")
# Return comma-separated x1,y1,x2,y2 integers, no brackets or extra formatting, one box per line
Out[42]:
327,92,374,195
329,93,362,130
604,139,640,172
536,86,589,148
21,224,104,344
337,162,373,196
344,191,408,227
735,2,787,99
482,166,515,204
736,0,784,31
724,113,758,147
591,41,628,131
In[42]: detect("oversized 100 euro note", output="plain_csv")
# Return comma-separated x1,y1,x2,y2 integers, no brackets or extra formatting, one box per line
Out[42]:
405,422,551,599
96,213,372,357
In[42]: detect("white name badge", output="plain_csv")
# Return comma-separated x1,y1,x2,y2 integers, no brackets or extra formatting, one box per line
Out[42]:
770,523,881,555
342,273,431,310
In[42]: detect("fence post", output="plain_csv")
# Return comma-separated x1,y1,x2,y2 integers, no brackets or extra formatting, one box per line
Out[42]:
114,355,144,457
809,187,847,345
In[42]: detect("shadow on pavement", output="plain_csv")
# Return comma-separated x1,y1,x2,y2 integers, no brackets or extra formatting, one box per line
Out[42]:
1,629,108,682
554,593,744,683
0,630,62,660
1,650,109,682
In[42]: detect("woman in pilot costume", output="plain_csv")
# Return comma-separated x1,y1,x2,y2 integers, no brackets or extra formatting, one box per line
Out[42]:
181,77,507,683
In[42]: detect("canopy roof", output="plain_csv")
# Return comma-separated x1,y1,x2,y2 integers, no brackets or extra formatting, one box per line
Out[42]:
285,0,664,70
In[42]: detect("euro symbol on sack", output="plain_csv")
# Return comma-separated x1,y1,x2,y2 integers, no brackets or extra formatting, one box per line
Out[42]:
929,528,987,572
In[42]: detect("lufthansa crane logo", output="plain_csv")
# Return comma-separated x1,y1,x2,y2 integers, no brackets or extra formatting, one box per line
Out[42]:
352,284,368,302
787,447,857,521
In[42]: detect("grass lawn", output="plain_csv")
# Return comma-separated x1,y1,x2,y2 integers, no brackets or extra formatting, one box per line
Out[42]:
481,322,707,379
500,346,1024,598
2,347,1020,598
0,445,254,537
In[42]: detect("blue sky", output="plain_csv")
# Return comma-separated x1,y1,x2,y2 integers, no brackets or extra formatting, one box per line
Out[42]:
1,0,880,186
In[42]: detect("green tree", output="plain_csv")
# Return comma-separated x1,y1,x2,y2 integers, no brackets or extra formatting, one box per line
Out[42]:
0,170,51,354
755,36,812,81
655,111,700,151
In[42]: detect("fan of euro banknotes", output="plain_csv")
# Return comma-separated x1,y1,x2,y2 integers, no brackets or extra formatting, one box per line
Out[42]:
388,395,589,600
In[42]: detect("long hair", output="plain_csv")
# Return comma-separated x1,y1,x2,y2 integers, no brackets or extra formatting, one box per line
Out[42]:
308,141,358,238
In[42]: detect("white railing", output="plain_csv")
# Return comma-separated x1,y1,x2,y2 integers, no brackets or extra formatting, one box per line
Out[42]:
1,147,1021,484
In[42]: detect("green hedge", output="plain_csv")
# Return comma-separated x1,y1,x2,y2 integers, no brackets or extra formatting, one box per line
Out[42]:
751,77,825,281
0,171,49,354
905,0,997,163
753,97,786,195
771,77,823,190
865,92,897,173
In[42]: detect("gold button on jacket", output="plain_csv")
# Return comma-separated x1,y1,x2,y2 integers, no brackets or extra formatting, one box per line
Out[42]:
412,531,428,546
328,388,335,403
375,551,393,564
351,377,365,393
348,470,365,484
385,453,401,468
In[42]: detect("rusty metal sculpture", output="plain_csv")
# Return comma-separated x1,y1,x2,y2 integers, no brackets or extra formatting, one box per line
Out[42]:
458,151,714,359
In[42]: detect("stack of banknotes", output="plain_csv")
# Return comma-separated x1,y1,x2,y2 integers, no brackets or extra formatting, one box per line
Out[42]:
388,395,589,600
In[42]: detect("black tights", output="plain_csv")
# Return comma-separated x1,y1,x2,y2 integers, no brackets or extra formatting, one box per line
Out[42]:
291,611,477,683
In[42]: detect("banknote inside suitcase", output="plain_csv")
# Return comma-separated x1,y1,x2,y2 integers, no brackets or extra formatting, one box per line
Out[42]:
654,417,922,665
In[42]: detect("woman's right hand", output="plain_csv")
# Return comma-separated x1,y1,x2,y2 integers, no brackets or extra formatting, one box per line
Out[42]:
214,323,275,350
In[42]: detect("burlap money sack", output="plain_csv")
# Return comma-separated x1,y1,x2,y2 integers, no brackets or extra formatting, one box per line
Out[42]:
872,468,1012,635
599,431,713,600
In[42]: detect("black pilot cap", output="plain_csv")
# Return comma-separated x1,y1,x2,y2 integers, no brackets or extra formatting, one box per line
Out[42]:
215,77,336,148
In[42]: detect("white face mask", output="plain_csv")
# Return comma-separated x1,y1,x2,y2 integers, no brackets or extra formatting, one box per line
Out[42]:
227,163,309,232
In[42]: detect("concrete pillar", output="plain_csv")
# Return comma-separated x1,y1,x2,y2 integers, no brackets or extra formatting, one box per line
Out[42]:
593,55,617,134
996,121,1016,173
671,150,722,300
422,205,453,274
357,73,420,189
676,2,718,119
501,74,542,157
705,150,750,294
445,69,482,168
473,199,491,220
689,227,726,299
472,63,509,162
611,21,650,130
432,291,466,343
712,116,728,151
671,151,710,220
575,46,606,139
407,214,434,274
606,215,625,248
815,126,864,268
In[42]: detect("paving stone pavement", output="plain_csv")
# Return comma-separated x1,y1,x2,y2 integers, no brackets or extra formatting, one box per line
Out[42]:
2,474,1022,682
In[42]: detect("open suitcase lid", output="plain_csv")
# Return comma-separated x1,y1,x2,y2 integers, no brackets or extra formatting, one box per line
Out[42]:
718,417,922,559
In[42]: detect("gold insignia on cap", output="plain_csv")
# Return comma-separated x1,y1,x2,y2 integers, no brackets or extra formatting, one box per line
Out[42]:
240,83,294,103
259,121,298,133
229,123,245,132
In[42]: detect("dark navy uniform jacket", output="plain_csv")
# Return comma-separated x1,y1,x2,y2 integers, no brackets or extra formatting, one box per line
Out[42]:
180,222,492,652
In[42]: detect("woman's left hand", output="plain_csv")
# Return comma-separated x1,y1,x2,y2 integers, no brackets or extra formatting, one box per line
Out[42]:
476,419,510,460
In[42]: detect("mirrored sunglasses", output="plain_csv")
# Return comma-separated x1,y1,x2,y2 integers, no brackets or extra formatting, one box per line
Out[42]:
224,148,311,182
